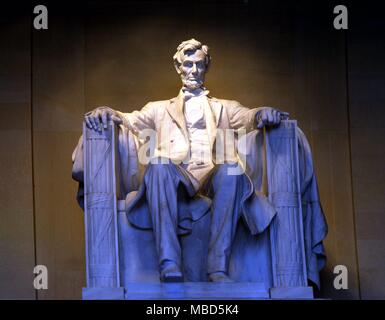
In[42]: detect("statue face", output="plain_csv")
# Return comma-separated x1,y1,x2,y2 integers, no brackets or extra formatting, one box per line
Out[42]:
178,49,207,90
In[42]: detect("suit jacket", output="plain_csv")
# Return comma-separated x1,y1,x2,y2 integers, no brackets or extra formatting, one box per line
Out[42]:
117,90,263,164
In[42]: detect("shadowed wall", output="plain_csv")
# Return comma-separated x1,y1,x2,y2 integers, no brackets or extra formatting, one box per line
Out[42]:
0,0,384,299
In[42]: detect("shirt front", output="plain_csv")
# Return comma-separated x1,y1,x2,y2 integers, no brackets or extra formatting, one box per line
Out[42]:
181,88,215,191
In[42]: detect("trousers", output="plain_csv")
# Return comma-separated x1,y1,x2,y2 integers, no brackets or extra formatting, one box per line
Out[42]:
143,157,250,274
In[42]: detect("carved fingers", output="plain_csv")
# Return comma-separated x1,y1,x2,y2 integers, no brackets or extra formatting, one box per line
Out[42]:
279,111,290,120
256,107,290,129
101,111,108,129
84,106,122,131
85,109,100,131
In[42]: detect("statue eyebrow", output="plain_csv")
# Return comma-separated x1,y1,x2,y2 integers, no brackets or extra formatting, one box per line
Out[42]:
183,58,205,64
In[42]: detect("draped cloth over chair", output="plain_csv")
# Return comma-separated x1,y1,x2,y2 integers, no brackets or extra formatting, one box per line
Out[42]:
72,120,327,299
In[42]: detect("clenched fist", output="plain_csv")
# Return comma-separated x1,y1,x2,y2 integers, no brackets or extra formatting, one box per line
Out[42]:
255,107,289,129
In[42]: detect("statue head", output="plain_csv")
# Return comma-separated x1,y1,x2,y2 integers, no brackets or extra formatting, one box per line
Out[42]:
173,38,211,90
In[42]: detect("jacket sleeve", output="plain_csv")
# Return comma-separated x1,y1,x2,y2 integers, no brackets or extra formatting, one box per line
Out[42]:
117,102,157,135
226,100,263,132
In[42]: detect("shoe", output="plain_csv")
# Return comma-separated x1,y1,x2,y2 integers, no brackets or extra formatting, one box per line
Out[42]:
208,272,234,283
160,261,183,283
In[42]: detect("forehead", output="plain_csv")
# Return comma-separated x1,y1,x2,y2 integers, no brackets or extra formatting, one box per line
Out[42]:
181,49,206,62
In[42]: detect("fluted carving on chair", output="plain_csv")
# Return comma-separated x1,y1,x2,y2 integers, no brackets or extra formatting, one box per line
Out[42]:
83,121,120,288
266,120,308,288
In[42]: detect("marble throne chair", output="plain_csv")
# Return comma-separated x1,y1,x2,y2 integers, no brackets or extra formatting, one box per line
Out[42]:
71,120,327,300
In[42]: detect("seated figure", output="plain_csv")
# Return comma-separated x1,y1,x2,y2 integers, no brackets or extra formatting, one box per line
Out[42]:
72,38,328,299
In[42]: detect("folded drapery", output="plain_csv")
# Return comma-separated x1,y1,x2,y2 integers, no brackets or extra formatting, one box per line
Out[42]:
72,124,327,288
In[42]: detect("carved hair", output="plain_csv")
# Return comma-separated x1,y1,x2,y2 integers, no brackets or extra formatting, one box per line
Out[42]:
173,38,211,74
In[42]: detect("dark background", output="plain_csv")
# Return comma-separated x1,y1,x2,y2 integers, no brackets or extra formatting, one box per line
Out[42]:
0,0,384,299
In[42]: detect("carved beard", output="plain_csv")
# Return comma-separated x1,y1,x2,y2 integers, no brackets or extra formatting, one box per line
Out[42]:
181,74,204,90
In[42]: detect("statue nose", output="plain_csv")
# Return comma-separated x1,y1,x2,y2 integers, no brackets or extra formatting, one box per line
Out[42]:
191,63,198,74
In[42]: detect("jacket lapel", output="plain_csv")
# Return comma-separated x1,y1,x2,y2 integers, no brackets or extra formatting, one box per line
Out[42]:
208,97,223,127
166,92,224,150
203,97,219,149
166,91,189,141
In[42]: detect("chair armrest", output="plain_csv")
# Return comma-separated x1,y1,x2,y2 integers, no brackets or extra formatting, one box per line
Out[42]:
83,120,122,289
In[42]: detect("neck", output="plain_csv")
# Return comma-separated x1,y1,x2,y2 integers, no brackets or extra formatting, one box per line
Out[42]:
182,86,210,99
182,86,205,94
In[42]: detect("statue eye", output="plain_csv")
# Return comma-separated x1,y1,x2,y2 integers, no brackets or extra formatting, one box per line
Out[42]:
197,62,205,69
183,61,193,68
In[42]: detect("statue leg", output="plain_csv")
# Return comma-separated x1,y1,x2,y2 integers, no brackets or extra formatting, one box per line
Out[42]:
143,158,184,282
206,163,249,282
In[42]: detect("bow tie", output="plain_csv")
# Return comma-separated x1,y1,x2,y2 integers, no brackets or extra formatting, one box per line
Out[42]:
182,87,210,101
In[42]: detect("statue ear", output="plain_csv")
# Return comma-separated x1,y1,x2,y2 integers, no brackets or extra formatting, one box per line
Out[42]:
174,62,182,75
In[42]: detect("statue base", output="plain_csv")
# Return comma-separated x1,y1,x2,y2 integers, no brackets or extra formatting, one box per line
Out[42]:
123,282,269,300
269,286,314,299
82,284,314,299
82,287,125,300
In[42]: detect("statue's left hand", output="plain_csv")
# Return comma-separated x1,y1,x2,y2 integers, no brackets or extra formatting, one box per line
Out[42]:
256,107,289,129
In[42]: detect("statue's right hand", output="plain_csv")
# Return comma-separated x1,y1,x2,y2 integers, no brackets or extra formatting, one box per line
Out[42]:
84,106,123,131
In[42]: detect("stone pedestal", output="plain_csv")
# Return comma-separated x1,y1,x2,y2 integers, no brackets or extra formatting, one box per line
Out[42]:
82,287,125,300
124,282,269,300
269,286,313,299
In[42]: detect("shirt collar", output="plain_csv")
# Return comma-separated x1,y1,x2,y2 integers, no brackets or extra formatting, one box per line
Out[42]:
181,87,210,101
